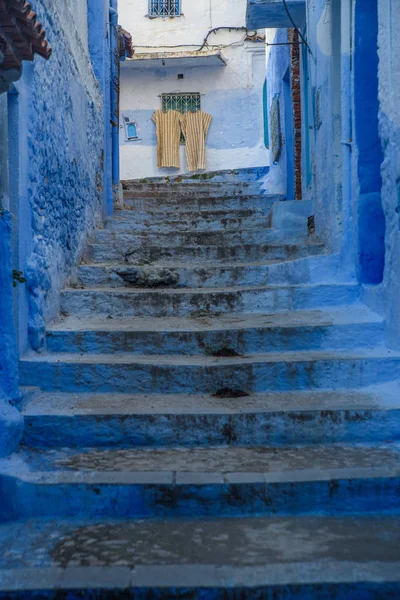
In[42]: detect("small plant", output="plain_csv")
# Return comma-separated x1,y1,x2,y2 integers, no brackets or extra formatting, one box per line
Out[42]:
13,270,27,288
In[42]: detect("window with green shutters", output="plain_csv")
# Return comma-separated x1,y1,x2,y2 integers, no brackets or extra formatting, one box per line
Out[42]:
161,92,201,143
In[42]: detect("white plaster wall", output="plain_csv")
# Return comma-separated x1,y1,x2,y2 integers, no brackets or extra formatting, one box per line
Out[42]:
118,0,268,179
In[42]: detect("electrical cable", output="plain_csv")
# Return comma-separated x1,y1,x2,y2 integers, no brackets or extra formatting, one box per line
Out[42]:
282,0,314,58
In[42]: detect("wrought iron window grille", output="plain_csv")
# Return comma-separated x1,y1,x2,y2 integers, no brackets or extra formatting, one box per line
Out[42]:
149,0,181,17
161,92,201,143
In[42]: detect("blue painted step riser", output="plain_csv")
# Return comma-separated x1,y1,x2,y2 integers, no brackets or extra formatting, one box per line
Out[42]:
118,208,266,221
1,583,400,600
95,229,285,246
75,260,342,289
124,196,279,212
20,357,400,394
86,242,324,265
1,476,400,521
60,286,360,318
105,216,269,234
123,185,265,197
46,323,384,355
22,410,400,449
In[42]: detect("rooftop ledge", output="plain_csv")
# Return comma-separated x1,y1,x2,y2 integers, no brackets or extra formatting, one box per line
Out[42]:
246,0,306,29
121,50,227,69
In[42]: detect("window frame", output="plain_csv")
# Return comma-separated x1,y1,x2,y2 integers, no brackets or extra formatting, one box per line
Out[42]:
123,115,140,142
161,92,201,143
148,0,181,18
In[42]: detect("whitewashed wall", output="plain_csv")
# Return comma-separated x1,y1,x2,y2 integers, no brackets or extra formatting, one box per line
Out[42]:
118,0,268,179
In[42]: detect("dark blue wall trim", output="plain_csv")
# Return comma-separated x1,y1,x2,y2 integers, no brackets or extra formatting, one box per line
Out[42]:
354,0,385,284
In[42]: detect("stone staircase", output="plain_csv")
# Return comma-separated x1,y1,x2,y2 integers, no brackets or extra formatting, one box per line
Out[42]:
1,178,400,598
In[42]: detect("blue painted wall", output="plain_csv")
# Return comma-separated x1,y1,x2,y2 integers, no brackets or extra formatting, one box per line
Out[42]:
264,29,291,196
0,212,24,457
9,0,105,351
354,0,385,284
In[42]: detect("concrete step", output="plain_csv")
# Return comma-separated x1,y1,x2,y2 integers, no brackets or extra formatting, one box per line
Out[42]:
46,307,384,355
122,193,281,212
1,443,400,521
19,349,400,394
96,226,285,247
122,181,264,196
60,284,361,318
106,215,269,234
122,166,268,185
1,516,399,597
112,208,270,231
75,255,341,289
21,383,400,448
117,206,268,223
86,240,325,265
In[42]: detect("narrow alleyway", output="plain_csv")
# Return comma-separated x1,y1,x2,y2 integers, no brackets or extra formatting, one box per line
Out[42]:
1,175,400,596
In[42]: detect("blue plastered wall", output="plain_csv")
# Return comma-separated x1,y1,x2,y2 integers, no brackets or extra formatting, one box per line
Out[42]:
353,0,385,285
10,0,105,352
0,212,23,457
263,29,291,196
373,0,400,348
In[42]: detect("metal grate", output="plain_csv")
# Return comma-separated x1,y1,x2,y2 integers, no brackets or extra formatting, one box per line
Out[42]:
149,0,181,17
161,92,201,114
161,93,201,142
270,94,282,164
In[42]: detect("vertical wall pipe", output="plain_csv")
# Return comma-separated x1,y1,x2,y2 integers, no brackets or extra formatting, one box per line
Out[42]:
109,1,120,205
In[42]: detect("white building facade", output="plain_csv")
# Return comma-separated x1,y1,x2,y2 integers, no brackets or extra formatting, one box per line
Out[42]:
118,0,268,180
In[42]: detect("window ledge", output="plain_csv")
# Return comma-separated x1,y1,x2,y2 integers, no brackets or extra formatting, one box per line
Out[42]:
145,13,184,19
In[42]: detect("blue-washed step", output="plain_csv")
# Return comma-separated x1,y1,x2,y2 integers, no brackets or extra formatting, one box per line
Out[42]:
107,210,269,233
123,193,281,212
122,181,265,196
75,255,342,289
97,226,284,246
19,350,400,394
21,383,400,448
1,443,400,520
60,284,361,318
1,516,399,598
46,307,384,355
86,239,325,265
116,207,269,223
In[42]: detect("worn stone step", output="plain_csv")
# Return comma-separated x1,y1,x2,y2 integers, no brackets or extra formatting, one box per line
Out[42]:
106,216,269,234
1,443,400,521
96,226,286,247
75,254,341,289
19,349,400,394
122,193,281,212
60,284,361,318
122,181,264,196
109,209,270,233
46,307,384,355
21,384,400,448
1,516,399,597
86,240,325,265
118,206,268,222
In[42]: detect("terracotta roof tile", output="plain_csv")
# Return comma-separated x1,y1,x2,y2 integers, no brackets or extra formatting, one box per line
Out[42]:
0,0,52,71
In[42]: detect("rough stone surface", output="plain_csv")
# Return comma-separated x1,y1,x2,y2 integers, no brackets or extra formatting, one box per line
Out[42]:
5,175,400,595
19,0,104,350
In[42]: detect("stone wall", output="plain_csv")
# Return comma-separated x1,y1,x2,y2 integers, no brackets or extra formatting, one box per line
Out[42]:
11,0,105,351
